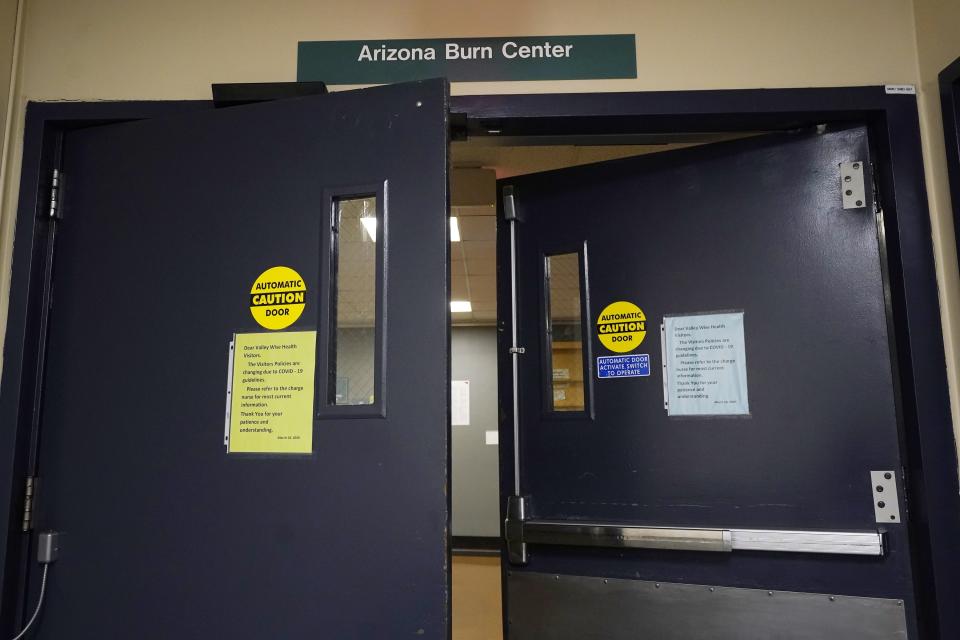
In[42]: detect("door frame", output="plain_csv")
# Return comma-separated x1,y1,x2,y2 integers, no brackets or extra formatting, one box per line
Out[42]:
1,87,958,639
940,56,960,279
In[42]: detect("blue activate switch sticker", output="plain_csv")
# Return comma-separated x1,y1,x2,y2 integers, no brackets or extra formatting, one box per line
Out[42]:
597,354,651,379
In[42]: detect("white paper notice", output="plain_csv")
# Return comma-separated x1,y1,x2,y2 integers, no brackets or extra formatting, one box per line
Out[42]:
664,311,749,417
451,380,470,426
485,430,499,446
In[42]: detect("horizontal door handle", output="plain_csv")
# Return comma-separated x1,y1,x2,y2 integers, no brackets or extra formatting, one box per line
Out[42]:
505,519,884,556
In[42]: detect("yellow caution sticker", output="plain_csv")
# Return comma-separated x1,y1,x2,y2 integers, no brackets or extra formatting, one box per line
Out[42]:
596,301,646,353
249,266,306,330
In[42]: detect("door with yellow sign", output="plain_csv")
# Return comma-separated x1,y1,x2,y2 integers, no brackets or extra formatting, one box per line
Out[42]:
20,81,451,638
498,127,919,639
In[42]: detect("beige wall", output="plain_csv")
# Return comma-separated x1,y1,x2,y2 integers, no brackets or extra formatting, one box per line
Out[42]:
0,0,18,149
0,0,18,310
0,2,955,460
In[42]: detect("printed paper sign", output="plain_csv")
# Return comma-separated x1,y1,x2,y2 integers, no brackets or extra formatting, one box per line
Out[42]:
227,330,316,453
452,380,470,426
663,312,749,416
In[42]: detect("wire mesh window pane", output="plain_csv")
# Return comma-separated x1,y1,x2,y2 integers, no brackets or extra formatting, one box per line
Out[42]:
331,196,378,406
546,253,584,412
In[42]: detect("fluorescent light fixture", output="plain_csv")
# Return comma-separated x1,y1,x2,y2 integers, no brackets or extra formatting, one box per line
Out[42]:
363,216,454,242
450,300,472,313
360,216,377,241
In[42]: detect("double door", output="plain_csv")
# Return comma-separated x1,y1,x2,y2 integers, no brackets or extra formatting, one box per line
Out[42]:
500,126,916,639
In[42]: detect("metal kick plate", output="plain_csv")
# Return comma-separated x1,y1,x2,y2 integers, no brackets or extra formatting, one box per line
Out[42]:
872,470,902,524
508,572,908,640
840,161,867,210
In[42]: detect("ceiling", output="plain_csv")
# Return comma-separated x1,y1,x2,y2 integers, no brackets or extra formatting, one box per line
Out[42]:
452,141,693,179
450,203,497,324
449,142,692,326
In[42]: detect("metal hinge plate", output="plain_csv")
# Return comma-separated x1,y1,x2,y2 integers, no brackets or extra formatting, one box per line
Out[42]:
48,169,62,219
840,161,867,210
871,470,901,524
21,476,35,532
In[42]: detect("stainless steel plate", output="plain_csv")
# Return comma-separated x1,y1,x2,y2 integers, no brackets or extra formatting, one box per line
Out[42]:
508,572,908,640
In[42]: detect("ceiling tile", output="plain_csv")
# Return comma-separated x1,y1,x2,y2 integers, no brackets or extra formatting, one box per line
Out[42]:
458,215,496,242
462,240,496,262
463,257,496,276
452,204,495,217
468,277,496,300
452,275,469,298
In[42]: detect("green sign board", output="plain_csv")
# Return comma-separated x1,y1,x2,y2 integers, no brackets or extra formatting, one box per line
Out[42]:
297,35,637,84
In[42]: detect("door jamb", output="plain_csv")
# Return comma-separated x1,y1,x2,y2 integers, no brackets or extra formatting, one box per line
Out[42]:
0,87,957,639
940,56,960,281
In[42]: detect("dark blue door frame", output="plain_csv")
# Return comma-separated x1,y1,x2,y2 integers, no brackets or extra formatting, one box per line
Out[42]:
1,86,958,638
940,57,960,282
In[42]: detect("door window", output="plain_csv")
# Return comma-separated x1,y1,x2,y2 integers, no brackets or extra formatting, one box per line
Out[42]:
545,252,587,412
330,195,379,406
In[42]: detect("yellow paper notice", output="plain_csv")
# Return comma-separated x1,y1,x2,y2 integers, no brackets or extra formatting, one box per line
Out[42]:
228,331,316,454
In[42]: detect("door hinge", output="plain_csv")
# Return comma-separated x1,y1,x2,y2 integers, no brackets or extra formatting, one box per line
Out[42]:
839,161,867,210
871,470,901,524
48,169,62,219
871,163,882,213
21,476,35,532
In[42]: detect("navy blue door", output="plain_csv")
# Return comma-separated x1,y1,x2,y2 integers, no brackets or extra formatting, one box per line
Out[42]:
24,81,450,638
499,127,918,639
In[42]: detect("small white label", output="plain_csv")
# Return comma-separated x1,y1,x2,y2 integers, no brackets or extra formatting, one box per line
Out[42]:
884,84,916,95
485,430,499,446
452,380,470,426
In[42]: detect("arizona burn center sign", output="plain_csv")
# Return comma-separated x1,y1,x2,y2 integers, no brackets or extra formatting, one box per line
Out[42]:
297,35,637,84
